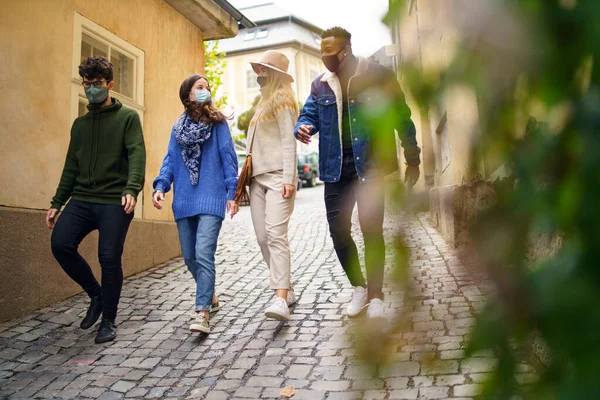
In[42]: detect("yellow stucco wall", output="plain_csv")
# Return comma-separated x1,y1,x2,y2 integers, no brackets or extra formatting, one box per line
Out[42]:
0,0,205,222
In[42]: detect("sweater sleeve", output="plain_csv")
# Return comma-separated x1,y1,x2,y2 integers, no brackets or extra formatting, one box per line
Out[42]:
275,103,298,185
50,125,79,210
216,122,239,201
122,112,146,197
152,131,175,194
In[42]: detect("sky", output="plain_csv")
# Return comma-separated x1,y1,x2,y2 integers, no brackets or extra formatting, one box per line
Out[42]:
228,0,392,57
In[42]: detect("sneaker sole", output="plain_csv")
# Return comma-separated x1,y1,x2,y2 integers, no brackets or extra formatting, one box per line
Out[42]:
94,334,116,344
264,310,290,321
347,304,368,318
189,324,210,333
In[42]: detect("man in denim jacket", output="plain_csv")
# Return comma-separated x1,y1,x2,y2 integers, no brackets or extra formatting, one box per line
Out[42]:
294,27,421,320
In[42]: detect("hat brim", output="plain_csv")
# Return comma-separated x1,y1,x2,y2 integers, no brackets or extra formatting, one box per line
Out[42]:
250,62,294,82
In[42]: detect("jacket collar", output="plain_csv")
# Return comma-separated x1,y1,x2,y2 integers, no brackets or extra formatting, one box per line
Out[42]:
319,56,370,150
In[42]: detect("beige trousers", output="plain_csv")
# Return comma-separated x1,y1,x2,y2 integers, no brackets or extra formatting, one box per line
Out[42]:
250,171,295,289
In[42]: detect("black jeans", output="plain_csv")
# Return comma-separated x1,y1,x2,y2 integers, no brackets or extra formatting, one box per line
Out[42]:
51,200,133,321
324,153,385,299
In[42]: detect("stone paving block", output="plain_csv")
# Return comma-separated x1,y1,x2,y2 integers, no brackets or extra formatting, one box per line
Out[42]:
125,387,148,398
311,380,350,391
0,196,535,400
327,391,365,400
388,388,420,399
352,379,385,390
453,384,483,396
379,362,420,377
246,376,283,387
254,364,285,376
412,376,434,388
204,390,229,399
288,389,326,400
421,360,459,375
310,366,344,380
419,386,450,399
344,364,376,379
97,391,124,400
460,358,498,373
234,386,263,398
186,387,209,398
110,381,135,393
435,374,465,386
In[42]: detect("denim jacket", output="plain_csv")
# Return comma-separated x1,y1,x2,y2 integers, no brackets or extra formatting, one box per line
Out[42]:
294,57,420,183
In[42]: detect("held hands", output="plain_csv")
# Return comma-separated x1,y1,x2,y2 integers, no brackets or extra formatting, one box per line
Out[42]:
122,194,137,214
46,208,59,230
405,165,420,187
152,190,165,210
296,124,313,144
227,200,239,219
282,184,296,199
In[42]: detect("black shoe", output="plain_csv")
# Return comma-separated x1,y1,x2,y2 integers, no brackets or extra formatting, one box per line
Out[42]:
95,318,117,344
80,295,103,329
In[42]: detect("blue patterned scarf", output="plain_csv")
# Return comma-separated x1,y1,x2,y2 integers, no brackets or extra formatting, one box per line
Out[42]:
174,113,212,185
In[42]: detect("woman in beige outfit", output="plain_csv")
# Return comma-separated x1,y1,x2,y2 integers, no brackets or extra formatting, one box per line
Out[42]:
247,50,299,321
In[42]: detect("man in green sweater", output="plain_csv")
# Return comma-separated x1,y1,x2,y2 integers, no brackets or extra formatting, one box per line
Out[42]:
46,56,146,344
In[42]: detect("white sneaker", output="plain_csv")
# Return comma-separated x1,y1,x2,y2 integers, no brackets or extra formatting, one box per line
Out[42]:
347,286,368,317
287,290,297,307
264,297,290,321
367,298,386,320
189,314,210,333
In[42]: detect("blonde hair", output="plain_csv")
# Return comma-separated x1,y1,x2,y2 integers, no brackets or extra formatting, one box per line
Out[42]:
257,69,299,118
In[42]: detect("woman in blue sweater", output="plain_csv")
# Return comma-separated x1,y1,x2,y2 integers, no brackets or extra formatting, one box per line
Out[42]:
152,75,239,334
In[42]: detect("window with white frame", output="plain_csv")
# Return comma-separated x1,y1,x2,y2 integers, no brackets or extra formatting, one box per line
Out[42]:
71,13,145,119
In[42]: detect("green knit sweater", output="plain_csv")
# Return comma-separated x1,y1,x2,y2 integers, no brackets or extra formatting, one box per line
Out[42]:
51,98,146,210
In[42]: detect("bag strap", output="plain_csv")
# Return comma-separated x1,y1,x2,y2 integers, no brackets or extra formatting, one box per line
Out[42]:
247,108,264,155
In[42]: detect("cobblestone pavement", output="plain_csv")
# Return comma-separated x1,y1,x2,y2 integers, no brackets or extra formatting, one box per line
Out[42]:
0,185,534,399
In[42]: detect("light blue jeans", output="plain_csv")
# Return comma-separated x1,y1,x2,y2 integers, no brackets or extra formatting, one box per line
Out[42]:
176,214,223,311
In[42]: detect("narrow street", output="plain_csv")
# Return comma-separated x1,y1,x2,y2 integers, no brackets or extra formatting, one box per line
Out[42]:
0,185,533,400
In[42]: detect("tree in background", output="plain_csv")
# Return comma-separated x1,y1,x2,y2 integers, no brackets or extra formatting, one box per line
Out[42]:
237,95,261,137
204,40,227,108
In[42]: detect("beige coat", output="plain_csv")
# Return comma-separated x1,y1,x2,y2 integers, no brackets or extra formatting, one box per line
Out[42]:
247,89,298,185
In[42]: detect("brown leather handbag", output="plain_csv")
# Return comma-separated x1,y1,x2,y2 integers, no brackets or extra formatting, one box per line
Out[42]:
234,110,262,204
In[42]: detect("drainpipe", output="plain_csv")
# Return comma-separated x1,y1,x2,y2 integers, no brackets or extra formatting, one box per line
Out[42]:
212,0,256,29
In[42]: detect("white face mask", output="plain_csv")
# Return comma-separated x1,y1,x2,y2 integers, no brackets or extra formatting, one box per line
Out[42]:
194,89,212,103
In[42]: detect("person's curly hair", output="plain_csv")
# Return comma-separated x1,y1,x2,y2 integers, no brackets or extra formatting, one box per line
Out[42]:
78,56,113,81
179,75,227,125
321,26,352,44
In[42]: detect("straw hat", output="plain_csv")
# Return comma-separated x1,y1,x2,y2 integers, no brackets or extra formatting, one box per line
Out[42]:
250,50,294,82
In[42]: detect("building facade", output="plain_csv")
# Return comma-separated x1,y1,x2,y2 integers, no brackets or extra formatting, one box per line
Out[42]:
217,2,325,152
0,0,249,322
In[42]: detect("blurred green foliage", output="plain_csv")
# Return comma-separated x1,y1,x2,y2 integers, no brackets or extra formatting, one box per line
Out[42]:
387,0,600,397
204,40,228,108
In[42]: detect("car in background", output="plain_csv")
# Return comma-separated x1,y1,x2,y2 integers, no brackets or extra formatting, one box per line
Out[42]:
297,152,319,187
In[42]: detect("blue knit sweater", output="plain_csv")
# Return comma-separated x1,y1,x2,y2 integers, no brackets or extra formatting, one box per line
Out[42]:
153,120,238,221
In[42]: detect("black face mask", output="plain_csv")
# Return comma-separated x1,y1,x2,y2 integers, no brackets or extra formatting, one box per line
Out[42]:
321,47,347,73
257,76,269,88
